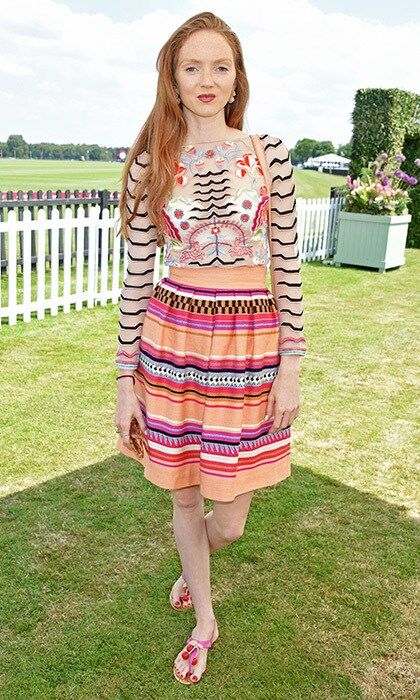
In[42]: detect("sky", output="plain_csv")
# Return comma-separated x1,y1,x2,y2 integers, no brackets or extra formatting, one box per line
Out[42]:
0,0,419,151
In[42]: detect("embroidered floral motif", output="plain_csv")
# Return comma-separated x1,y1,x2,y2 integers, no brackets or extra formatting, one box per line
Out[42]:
163,142,271,268
162,208,182,243
253,195,269,233
174,162,188,186
235,152,263,179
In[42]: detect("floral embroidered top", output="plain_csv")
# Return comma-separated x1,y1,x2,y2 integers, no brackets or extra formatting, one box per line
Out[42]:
115,133,307,373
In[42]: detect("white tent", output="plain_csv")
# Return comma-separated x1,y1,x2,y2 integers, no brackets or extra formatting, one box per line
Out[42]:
304,153,350,170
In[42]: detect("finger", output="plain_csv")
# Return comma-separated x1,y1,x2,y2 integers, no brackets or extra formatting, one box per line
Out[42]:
290,407,299,424
280,410,292,430
269,409,286,433
134,415,147,433
122,436,132,450
267,417,280,434
265,398,274,420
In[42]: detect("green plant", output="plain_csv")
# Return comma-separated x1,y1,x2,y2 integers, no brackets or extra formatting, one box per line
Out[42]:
337,151,420,216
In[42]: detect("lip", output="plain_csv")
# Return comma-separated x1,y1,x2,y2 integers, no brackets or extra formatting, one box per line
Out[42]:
198,94,216,102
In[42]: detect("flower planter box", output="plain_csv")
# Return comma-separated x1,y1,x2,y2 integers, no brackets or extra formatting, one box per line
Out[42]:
333,211,412,272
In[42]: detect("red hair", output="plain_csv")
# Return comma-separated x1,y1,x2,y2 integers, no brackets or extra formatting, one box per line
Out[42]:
116,11,250,247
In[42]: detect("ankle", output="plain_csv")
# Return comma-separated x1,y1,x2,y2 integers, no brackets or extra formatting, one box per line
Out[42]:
194,615,216,627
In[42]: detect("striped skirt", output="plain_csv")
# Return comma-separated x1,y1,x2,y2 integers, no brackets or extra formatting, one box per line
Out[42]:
116,264,292,502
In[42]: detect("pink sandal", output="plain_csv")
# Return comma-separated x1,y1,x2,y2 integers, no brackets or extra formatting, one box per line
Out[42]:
173,618,218,684
169,569,193,611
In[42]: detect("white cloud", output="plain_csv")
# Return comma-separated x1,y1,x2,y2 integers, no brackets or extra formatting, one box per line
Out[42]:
0,55,34,76
0,0,418,148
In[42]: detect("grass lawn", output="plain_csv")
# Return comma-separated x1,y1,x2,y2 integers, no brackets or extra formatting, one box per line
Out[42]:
0,156,345,198
0,246,418,698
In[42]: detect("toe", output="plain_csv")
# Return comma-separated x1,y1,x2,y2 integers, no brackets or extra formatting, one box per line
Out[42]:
190,650,207,682
181,587,192,608
170,580,184,608
177,661,189,680
175,652,188,679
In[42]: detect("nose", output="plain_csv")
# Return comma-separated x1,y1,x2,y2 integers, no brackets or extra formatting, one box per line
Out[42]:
200,70,215,86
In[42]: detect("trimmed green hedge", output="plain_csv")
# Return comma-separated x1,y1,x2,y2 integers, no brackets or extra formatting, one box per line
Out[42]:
349,88,420,248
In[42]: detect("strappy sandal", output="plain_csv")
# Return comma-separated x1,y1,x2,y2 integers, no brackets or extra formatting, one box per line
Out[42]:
173,618,218,685
169,569,193,611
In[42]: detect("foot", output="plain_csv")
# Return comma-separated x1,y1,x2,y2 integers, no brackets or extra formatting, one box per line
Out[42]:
173,618,219,683
169,573,192,610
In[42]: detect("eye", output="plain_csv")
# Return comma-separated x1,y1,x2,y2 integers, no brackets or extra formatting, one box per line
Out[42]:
185,66,229,72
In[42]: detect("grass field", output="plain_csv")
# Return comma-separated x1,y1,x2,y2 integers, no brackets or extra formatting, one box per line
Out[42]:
0,157,346,198
0,249,418,699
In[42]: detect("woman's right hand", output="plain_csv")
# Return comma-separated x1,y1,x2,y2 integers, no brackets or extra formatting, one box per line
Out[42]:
115,381,146,452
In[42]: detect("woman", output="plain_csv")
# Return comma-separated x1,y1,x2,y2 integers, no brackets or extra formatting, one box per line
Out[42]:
114,11,307,685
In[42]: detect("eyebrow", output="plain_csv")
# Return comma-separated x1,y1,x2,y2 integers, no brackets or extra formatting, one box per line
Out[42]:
180,58,233,64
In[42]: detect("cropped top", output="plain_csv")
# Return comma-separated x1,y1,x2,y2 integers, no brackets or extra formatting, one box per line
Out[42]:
115,133,307,373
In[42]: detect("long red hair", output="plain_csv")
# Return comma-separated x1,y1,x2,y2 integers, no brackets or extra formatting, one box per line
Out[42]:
116,11,250,247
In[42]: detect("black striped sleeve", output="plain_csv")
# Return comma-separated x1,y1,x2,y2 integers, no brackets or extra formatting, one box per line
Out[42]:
115,151,158,373
260,134,307,357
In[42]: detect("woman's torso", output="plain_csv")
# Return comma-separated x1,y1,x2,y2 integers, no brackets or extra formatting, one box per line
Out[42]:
161,135,270,269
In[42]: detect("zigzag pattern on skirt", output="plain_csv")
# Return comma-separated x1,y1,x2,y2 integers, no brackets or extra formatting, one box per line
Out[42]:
116,268,293,502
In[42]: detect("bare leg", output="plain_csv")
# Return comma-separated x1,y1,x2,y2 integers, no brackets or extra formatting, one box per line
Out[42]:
171,485,214,626
172,487,255,682
205,489,255,550
171,489,255,606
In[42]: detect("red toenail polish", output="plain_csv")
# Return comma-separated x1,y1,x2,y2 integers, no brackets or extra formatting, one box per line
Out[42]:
191,675,197,681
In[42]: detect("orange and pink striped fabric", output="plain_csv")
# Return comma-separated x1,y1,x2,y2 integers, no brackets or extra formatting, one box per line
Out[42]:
116,264,292,502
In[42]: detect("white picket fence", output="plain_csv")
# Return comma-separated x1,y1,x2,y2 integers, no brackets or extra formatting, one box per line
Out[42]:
0,196,344,327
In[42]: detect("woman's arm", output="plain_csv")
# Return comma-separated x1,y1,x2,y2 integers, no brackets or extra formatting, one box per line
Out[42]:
262,135,307,360
115,152,158,379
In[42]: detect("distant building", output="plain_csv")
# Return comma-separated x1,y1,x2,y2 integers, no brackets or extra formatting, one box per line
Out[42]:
303,153,350,174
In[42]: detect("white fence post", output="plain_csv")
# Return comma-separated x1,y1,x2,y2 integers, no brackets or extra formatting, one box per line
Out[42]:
37,209,47,321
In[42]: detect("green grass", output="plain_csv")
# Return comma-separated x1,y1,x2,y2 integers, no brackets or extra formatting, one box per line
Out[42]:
0,157,345,197
0,252,419,699
0,158,124,192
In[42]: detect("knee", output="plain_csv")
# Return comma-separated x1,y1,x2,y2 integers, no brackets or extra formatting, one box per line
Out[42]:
214,520,245,543
172,486,203,511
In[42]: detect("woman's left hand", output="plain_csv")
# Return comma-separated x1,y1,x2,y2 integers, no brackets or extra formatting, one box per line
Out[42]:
265,369,300,433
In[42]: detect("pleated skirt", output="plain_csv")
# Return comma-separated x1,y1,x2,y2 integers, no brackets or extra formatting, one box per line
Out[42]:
116,264,292,502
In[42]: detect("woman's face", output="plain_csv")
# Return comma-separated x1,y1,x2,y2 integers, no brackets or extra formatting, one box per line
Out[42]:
174,30,236,117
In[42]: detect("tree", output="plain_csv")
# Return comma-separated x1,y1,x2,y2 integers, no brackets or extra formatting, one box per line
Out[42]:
6,134,29,159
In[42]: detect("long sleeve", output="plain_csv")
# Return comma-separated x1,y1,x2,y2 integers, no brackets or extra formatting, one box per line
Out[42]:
115,151,158,373
262,135,307,357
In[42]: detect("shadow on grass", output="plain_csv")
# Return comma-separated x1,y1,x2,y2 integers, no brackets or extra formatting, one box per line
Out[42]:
0,459,417,700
